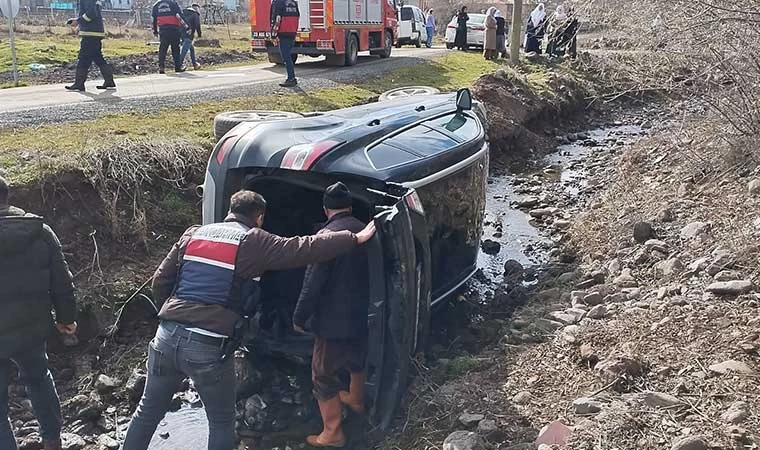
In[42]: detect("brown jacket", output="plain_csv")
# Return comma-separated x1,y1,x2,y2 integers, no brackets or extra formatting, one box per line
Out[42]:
154,213,359,335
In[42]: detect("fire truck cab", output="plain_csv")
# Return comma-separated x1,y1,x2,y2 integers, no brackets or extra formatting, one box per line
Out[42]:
250,0,399,66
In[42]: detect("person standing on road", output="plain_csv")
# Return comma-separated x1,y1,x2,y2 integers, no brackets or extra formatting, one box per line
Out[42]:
180,3,203,70
483,7,497,60
425,9,435,48
495,10,507,59
152,0,186,74
64,0,116,91
120,190,376,450
455,6,469,51
293,183,370,448
270,0,300,87
0,175,78,450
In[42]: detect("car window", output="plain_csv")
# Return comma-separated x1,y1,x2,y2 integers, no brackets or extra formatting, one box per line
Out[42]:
400,7,413,21
384,126,458,157
423,113,481,143
414,8,423,21
367,143,419,169
468,14,486,24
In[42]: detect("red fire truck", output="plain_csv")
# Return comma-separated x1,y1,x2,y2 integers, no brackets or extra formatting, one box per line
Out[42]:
250,0,398,66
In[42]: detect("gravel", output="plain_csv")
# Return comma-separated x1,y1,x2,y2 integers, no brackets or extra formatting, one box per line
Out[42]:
0,49,446,129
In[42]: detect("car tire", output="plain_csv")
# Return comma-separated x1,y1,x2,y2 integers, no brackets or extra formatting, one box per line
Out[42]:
345,34,359,67
268,52,284,65
213,110,303,141
378,30,393,58
415,38,421,48
446,43,454,49
378,86,440,101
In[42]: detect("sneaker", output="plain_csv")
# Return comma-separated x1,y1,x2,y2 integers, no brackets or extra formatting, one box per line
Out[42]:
159,69,166,74
279,79,297,87
176,66,186,73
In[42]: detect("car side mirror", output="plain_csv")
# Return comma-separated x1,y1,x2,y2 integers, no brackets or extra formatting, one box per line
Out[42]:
456,88,472,112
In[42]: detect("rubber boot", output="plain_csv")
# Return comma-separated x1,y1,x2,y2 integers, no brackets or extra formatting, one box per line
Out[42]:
338,372,366,414
96,64,116,90
65,68,88,91
306,397,346,448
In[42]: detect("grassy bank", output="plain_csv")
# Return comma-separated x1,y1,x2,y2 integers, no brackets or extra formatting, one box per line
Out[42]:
0,52,500,185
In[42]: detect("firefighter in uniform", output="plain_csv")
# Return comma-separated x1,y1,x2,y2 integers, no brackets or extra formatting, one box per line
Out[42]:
65,0,116,92
120,190,376,450
152,0,186,74
271,0,300,87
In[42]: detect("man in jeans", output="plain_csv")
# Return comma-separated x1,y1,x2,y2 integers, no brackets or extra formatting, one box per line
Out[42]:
180,3,202,70
0,175,78,450
271,0,300,87
425,9,436,48
293,183,370,448
121,190,376,450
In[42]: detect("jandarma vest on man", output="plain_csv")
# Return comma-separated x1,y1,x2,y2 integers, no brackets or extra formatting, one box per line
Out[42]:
276,0,300,36
174,222,258,315
77,0,105,38
153,0,183,28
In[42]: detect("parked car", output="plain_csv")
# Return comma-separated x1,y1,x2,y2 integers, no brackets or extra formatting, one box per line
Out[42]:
201,88,488,429
444,13,486,49
396,5,428,48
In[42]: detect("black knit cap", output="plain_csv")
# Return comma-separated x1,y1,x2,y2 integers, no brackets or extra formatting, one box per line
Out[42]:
323,182,352,210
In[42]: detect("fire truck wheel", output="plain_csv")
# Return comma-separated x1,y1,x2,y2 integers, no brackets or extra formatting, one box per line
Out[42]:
345,34,359,66
213,110,303,141
268,53,284,65
378,31,393,58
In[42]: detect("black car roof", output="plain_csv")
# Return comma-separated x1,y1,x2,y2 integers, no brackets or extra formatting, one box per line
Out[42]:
224,92,485,183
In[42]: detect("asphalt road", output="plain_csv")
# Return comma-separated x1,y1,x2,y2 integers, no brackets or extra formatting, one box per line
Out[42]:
0,46,446,129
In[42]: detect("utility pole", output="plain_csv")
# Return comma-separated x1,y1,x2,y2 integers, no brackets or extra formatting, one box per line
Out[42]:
509,0,522,64
6,0,19,86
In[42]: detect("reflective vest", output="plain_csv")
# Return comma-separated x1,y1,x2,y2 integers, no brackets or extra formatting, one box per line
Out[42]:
276,0,300,36
174,222,258,315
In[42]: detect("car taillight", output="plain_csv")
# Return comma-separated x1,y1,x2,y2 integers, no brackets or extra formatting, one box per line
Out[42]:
215,135,237,165
472,26,485,31
281,140,341,170
405,190,425,215
447,24,456,29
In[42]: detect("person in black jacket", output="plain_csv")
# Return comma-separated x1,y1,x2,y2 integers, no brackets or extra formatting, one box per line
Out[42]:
293,182,369,448
64,0,116,91
270,0,300,87
0,175,78,450
152,0,186,73
180,3,202,70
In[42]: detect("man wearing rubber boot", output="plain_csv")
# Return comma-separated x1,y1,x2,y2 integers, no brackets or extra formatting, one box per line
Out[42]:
65,0,116,91
0,176,79,450
121,190,376,450
152,0,186,74
294,182,370,448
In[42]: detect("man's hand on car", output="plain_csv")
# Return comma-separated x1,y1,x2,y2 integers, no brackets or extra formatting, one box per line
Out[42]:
293,323,305,334
56,322,78,335
356,221,376,244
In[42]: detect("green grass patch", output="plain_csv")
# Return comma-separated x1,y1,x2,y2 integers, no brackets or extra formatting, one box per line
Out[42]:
446,355,488,377
0,52,497,185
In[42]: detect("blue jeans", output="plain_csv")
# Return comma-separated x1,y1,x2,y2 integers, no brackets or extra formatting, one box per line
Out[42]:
278,35,296,81
426,26,434,47
121,321,236,450
180,37,197,67
1,345,62,450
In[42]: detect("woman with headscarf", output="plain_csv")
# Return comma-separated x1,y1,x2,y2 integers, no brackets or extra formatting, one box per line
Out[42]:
483,7,497,59
525,2,546,54
494,10,507,59
455,6,469,51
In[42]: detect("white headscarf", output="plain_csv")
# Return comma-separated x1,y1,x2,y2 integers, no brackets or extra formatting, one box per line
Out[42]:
554,4,568,22
495,10,502,18
530,3,546,26
486,7,497,18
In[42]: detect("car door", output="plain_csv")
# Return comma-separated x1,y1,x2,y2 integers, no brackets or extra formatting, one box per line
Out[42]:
365,188,427,430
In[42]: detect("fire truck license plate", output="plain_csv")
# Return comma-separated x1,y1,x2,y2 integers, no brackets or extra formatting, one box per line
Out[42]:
252,31,273,38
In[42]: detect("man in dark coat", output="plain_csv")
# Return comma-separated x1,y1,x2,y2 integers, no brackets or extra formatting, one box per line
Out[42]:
293,182,370,448
152,0,186,73
64,0,116,91
270,0,300,87
180,3,202,70
0,176,78,450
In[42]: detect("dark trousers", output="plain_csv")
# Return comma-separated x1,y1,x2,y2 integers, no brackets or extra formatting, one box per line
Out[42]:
0,345,62,450
121,322,235,450
311,337,367,400
278,35,296,81
77,36,107,70
158,28,183,71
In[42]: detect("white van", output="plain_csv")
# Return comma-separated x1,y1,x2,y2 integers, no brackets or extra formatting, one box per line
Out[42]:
396,5,428,48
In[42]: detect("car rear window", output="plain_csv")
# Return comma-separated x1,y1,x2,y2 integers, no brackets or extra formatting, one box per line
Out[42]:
400,7,413,21
384,126,459,157
367,143,420,169
468,14,486,24
423,113,481,143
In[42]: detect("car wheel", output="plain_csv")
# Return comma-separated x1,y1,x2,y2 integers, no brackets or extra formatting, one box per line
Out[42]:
446,43,454,49
378,86,441,102
378,30,393,58
415,38,421,48
267,52,284,65
213,110,303,141
345,34,359,66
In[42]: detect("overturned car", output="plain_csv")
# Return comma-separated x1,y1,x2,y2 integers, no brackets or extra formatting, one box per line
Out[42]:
201,89,489,431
